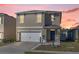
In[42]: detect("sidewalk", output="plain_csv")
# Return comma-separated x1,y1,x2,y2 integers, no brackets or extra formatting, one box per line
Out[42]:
30,50,79,54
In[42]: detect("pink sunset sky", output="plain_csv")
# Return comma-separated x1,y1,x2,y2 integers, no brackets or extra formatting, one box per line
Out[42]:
0,4,79,29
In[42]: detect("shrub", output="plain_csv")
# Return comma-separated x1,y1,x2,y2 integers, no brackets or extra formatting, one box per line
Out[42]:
2,38,16,43
9,38,16,42
2,39,8,43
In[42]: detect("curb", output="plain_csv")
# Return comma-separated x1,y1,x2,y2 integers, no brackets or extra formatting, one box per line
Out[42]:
30,50,79,54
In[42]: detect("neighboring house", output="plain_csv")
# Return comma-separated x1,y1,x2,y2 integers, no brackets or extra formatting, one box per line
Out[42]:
60,29,67,41
16,10,62,42
0,13,16,42
60,29,76,41
71,26,79,41
67,29,76,41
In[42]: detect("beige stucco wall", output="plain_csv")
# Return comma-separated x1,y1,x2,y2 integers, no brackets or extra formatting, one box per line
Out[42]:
0,24,4,39
0,24,4,32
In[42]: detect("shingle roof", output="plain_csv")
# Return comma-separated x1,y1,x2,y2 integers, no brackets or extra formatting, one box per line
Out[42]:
0,13,9,16
0,13,15,19
16,10,61,15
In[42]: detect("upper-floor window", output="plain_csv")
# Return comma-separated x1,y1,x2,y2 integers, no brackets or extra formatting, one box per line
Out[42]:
51,15,55,22
19,15,24,24
37,14,42,23
0,17,2,24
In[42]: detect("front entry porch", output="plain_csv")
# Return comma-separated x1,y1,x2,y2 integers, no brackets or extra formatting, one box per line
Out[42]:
46,29,60,42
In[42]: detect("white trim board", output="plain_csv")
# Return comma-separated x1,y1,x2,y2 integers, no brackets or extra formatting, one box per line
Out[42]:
16,27,43,28
16,29,42,33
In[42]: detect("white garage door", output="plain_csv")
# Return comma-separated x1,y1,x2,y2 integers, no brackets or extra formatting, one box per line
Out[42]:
21,32,41,42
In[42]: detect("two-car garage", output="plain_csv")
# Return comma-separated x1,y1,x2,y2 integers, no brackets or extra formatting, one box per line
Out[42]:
20,31,42,42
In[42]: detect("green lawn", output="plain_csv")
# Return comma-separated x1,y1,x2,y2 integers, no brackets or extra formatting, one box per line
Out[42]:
35,42,79,52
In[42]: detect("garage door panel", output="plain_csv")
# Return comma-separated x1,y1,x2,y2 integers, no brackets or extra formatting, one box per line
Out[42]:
21,33,29,41
21,32,41,42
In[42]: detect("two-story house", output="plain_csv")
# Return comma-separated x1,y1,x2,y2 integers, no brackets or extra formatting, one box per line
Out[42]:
0,13,16,42
16,10,62,42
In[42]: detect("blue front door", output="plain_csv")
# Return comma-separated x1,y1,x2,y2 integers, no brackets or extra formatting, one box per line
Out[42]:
50,31,55,41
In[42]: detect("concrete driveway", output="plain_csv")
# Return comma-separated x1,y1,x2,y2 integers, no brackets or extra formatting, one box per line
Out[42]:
0,42,39,54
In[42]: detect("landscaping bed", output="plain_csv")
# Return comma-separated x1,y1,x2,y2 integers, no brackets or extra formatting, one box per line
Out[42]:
0,39,16,47
35,42,79,52
0,42,9,47
0,42,5,46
